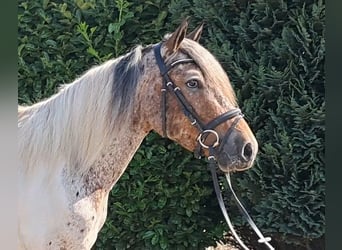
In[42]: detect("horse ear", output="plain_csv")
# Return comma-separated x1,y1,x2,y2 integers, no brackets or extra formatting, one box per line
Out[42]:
186,22,204,42
164,19,189,55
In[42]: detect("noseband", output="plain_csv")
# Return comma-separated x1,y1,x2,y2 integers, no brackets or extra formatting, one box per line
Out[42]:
153,43,275,250
153,43,243,159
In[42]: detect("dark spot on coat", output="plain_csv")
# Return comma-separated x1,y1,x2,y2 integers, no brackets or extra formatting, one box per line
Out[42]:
76,191,79,197
49,241,52,245
80,229,85,233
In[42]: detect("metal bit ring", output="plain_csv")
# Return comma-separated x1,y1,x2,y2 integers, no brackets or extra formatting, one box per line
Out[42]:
197,129,220,149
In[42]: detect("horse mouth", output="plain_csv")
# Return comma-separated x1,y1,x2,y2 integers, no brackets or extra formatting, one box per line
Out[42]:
213,129,258,173
216,152,255,173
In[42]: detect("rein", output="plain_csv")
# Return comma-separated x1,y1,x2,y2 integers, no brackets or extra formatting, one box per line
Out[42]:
153,43,275,250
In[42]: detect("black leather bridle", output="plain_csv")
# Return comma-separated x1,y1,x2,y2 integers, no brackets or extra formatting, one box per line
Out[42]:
153,43,275,250
153,43,243,159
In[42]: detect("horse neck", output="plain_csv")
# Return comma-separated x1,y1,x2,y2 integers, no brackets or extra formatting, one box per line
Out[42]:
81,50,170,191
78,127,148,192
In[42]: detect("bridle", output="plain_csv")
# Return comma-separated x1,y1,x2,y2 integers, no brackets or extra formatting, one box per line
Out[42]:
153,43,275,250
153,43,243,160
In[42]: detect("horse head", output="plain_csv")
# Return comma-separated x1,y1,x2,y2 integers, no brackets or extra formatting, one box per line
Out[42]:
137,20,258,173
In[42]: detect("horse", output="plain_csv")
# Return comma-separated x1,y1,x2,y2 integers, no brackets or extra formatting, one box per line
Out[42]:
18,20,258,249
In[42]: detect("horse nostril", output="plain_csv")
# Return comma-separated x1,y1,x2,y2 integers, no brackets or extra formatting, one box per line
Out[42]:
241,142,253,162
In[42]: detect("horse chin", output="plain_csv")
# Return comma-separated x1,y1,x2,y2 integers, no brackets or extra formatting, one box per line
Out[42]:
219,164,252,173
216,157,254,173
217,163,253,173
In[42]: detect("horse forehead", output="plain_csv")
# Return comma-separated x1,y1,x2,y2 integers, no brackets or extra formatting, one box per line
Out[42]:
171,64,202,79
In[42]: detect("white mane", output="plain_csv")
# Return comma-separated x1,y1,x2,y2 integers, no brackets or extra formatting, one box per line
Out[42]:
18,46,143,176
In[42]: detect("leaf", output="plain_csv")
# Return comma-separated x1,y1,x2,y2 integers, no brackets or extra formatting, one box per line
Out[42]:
86,47,99,59
142,230,155,239
151,234,159,245
186,208,192,217
159,236,168,249
108,23,121,34
42,0,49,9
157,196,167,209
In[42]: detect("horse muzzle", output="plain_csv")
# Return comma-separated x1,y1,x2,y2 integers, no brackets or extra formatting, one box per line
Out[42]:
193,108,258,173
215,128,258,172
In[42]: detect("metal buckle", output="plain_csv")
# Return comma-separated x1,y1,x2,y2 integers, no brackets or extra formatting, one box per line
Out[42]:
197,129,220,149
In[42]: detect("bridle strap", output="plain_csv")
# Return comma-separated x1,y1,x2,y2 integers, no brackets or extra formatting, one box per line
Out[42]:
224,172,274,249
208,154,250,250
205,108,243,130
154,43,242,141
207,146,274,250
154,43,205,137
153,42,274,250
208,153,274,250
154,43,169,76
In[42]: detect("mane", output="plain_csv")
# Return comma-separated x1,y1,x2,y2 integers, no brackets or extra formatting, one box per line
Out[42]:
18,46,144,175
179,39,238,107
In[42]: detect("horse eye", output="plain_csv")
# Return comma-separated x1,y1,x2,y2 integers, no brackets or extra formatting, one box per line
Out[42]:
186,79,199,89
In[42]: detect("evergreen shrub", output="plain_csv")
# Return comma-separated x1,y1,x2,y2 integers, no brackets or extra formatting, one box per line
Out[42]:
168,0,325,248
18,0,325,249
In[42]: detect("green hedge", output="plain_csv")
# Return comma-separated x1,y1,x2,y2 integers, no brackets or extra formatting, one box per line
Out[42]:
168,0,325,248
18,0,170,104
18,0,325,249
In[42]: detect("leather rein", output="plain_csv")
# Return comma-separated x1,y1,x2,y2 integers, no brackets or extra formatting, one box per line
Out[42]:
153,43,275,250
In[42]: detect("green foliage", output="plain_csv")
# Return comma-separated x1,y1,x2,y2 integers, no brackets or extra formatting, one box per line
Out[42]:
169,0,325,247
18,0,325,249
18,0,170,104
